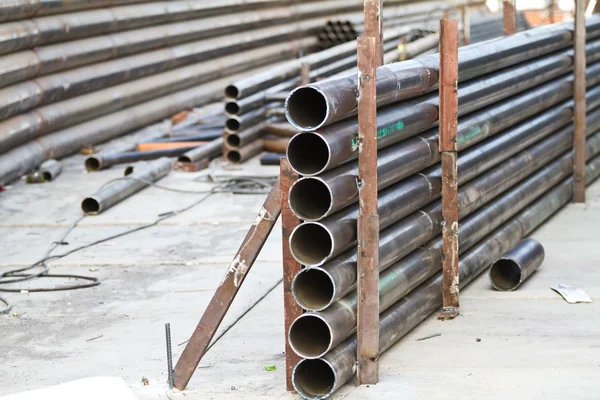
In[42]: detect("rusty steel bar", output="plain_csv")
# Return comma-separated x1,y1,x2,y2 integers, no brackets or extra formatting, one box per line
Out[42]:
0,41,313,155
284,16,600,131
356,35,380,386
503,0,517,36
291,153,600,400
438,18,460,319
173,176,282,390
280,158,303,391
82,158,172,215
574,0,587,202
489,238,545,291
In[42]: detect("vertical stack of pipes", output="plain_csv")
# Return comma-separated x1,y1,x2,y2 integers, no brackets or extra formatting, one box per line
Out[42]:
0,0,462,185
280,16,600,399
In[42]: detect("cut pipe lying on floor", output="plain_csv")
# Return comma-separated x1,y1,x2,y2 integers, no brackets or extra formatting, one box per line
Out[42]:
489,238,545,291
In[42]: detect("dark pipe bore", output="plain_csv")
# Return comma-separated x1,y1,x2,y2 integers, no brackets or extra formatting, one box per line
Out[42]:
292,267,335,311
289,178,332,221
286,87,328,130
289,314,332,359
293,359,336,399
81,198,100,215
287,133,331,175
290,223,333,266
490,259,523,291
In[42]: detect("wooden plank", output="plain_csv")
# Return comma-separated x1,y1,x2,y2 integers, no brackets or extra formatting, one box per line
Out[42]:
503,0,517,35
356,35,380,385
574,0,587,203
280,158,303,391
438,18,460,320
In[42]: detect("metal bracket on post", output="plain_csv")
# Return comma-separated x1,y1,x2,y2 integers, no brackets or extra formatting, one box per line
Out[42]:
438,18,460,321
280,158,303,391
574,0,587,202
172,179,282,390
503,0,517,35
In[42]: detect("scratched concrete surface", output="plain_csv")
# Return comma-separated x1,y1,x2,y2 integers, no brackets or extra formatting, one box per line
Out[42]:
1,148,599,400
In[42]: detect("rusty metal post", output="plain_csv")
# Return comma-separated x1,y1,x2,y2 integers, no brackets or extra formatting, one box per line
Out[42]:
438,18,460,321
363,0,384,65
574,0,587,202
280,158,303,391
503,0,517,35
594,0,600,13
549,0,556,24
356,35,380,386
461,6,470,45
172,179,281,390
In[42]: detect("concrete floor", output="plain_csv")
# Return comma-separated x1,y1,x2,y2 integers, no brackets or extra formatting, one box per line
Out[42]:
1,148,599,400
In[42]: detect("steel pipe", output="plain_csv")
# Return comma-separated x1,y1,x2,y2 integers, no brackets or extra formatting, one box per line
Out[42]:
284,15,600,131
224,140,264,164
489,238,545,291
225,123,266,148
263,136,289,153
178,138,223,164
260,153,284,165
398,33,440,61
225,108,268,134
0,73,237,186
291,154,600,399
290,103,600,301
85,146,198,172
0,40,313,154
82,157,172,215
288,129,600,358
286,45,600,178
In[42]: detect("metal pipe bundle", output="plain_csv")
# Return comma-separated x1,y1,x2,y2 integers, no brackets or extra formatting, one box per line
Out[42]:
283,18,600,399
284,15,600,131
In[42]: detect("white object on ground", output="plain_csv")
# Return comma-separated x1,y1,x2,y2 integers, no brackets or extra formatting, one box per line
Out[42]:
550,284,593,304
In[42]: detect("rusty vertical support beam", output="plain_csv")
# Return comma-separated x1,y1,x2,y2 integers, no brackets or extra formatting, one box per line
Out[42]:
364,0,383,65
173,179,282,390
503,0,517,35
594,0,600,13
356,35,380,385
549,0,556,24
280,158,303,391
574,0,587,202
438,18,460,321
461,6,470,45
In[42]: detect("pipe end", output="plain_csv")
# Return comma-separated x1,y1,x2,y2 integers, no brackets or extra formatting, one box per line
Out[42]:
85,157,101,172
289,313,334,359
286,132,332,176
285,86,329,131
289,177,333,221
82,198,100,215
292,358,337,400
289,222,334,266
489,258,523,291
292,267,336,311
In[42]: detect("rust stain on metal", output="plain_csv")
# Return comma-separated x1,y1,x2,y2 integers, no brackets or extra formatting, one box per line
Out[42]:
503,0,517,36
573,0,587,203
280,158,302,392
172,178,281,390
356,35,380,385
438,19,460,319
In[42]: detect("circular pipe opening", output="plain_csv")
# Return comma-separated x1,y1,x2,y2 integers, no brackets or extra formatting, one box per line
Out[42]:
42,171,53,181
178,155,192,163
286,87,329,130
225,118,240,132
292,267,336,311
226,134,241,147
293,359,336,399
289,314,333,359
224,85,239,99
85,157,101,172
225,101,240,116
290,223,333,266
81,198,100,215
289,178,332,221
490,259,523,291
226,151,241,163
287,133,331,176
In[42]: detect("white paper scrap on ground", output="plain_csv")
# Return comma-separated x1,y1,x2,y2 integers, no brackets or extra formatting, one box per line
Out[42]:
550,284,593,304
0,377,138,400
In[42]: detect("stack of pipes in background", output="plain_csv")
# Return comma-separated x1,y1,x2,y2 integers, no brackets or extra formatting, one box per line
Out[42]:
469,9,531,43
281,16,600,399
214,1,471,168
0,0,481,185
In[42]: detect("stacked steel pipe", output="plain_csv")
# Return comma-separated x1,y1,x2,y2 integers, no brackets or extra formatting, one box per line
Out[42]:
282,16,600,399
469,10,531,43
2,0,481,185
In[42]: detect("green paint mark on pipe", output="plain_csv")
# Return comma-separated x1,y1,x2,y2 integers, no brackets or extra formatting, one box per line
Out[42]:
351,121,405,151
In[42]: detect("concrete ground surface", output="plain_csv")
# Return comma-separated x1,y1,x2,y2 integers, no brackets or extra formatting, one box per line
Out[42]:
1,149,599,400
